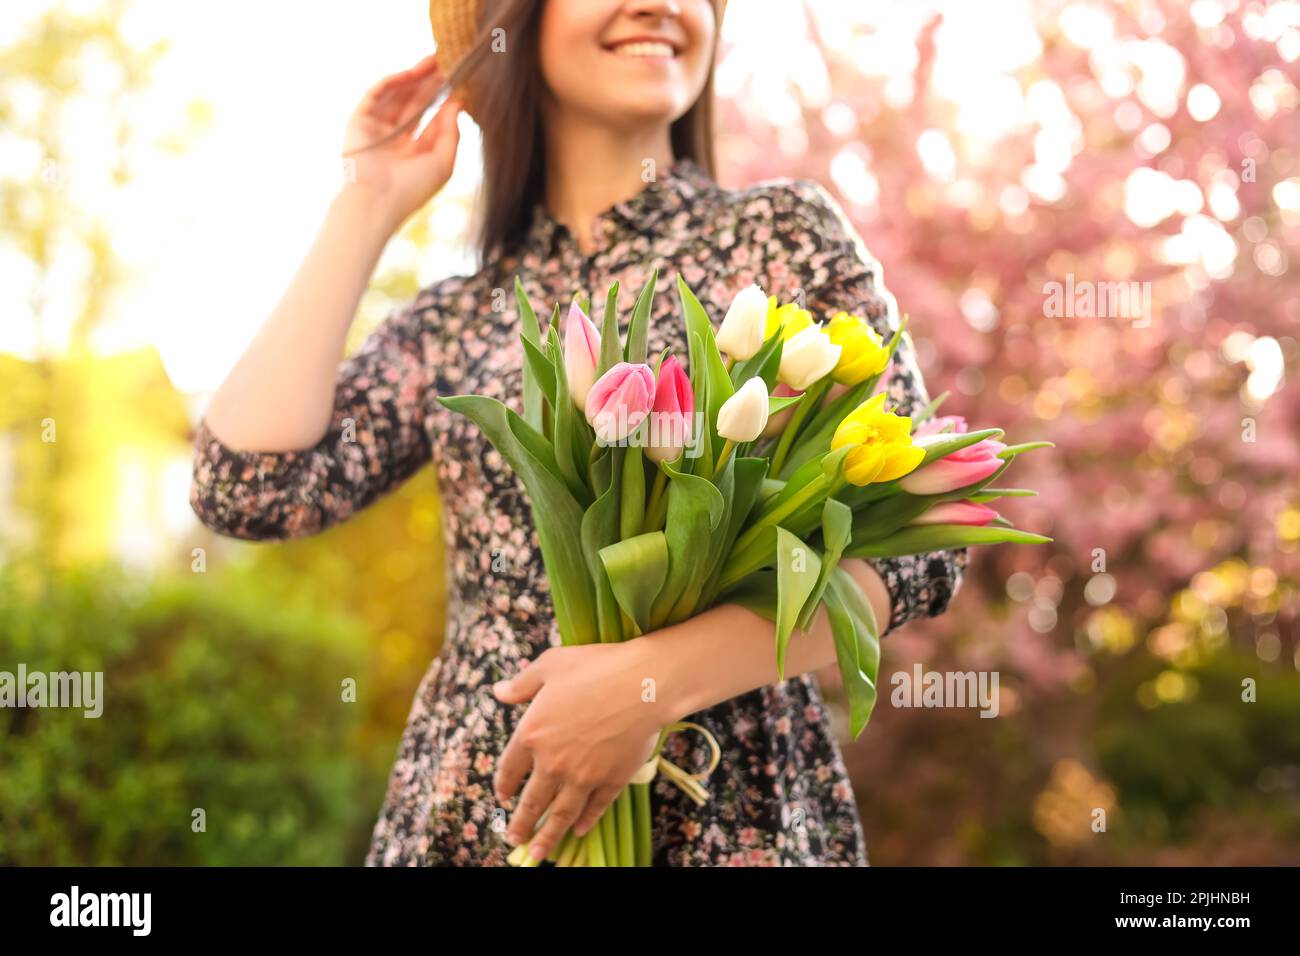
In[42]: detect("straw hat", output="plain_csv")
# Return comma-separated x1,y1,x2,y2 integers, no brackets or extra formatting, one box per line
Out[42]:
428,0,727,120
428,0,484,118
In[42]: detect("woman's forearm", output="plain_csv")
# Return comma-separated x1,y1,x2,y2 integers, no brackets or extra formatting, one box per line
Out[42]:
203,183,401,452
640,557,893,722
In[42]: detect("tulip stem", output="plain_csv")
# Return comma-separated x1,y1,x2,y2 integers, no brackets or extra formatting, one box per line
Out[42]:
729,473,830,562
714,439,737,475
769,379,829,477
642,465,669,533
723,355,735,374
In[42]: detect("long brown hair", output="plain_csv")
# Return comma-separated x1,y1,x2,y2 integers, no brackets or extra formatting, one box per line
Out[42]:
354,0,721,267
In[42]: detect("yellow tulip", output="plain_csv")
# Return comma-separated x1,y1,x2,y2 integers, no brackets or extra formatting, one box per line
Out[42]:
830,393,925,485
826,312,890,386
764,296,813,341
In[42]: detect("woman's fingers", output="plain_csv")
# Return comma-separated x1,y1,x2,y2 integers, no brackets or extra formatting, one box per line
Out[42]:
525,784,590,862
507,769,560,848
414,97,461,159
573,784,622,838
493,727,532,802
361,56,445,127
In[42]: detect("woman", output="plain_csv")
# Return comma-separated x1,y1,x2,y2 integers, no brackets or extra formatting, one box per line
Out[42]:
190,0,965,866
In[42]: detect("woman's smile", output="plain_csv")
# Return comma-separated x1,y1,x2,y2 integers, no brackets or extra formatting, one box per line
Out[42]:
604,36,681,61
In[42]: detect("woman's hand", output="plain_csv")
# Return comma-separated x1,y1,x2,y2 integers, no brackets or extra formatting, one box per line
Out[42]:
340,54,462,229
492,640,669,862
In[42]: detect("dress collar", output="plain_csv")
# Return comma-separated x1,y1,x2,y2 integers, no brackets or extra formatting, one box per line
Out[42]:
523,156,716,257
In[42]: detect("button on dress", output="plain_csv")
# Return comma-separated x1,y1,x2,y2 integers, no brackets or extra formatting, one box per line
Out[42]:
190,158,966,866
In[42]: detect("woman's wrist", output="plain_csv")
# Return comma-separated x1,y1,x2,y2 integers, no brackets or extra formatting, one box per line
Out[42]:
330,180,406,245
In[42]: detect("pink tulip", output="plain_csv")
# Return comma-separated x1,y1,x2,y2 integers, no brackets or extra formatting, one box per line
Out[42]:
899,435,1006,495
564,301,602,409
760,382,801,439
914,415,968,438
647,355,695,463
911,500,999,527
585,362,655,445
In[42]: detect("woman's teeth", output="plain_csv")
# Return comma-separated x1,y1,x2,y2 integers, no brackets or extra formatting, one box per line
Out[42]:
611,41,675,58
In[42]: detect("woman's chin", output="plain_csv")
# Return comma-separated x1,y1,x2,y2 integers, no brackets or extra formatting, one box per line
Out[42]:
593,90,692,129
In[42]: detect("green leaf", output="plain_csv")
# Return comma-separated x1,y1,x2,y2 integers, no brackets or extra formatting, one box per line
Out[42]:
600,532,669,636
847,524,1053,558
914,389,950,425
699,456,769,608
688,331,714,478
598,282,622,378
796,498,852,633
968,488,1037,503
677,275,734,463
436,395,597,645
849,494,938,544
727,569,778,622
620,444,646,540
649,456,725,630
624,270,657,365
774,528,822,679
824,568,880,739
768,392,804,416
516,277,546,433
729,330,783,391
547,319,591,506
998,441,1056,458
918,428,1005,465
581,448,625,644
521,334,557,412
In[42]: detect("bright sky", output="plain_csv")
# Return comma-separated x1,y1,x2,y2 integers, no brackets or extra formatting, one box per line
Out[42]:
2,0,483,392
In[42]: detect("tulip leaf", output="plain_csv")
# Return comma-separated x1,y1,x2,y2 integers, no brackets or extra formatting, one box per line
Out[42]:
620,443,646,540
547,323,591,506
515,278,547,432
678,276,734,463
998,441,1056,459
847,524,1053,558
768,392,804,416
698,456,770,609
688,331,715,478
649,456,725,630
600,532,670,636
727,569,777,621
825,567,881,739
598,282,622,378
796,498,853,633
436,394,598,645
968,488,1037,503
773,528,822,679
624,270,657,365
918,427,1005,465
670,451,735,622
914,389,951,425
849,494,939,543
729,329,784,391
521,334,557,412
581,447,627,644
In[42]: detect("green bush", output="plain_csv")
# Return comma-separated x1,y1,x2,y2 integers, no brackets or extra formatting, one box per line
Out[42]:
0,562,375,865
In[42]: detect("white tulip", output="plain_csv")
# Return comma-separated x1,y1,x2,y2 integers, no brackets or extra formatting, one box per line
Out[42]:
716,284,768,361
715,376,771,442
778,324,842,391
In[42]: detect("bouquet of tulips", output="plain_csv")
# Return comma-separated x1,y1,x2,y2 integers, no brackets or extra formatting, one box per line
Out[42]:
438,271,1051,867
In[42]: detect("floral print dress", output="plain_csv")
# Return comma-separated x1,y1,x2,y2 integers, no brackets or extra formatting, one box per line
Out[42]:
189,157,966,866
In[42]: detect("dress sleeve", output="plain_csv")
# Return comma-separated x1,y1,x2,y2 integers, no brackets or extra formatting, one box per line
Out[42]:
765,179,967,636
189,293,444,541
